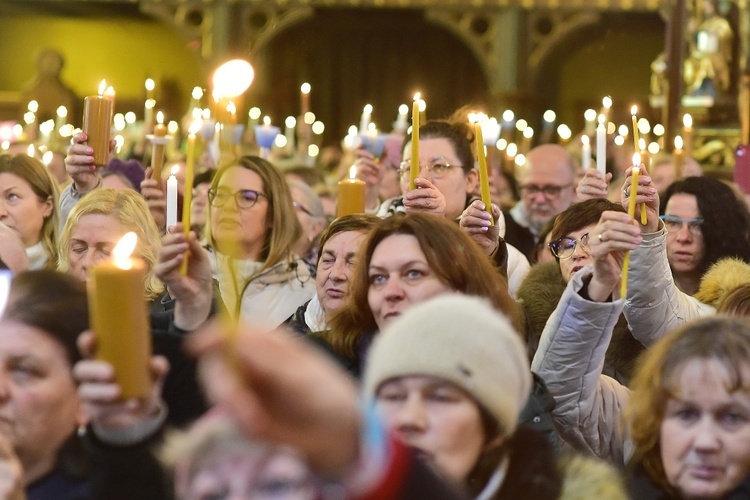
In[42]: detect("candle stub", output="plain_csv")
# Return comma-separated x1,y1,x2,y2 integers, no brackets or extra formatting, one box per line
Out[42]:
337,168,366,218
82,96,113,167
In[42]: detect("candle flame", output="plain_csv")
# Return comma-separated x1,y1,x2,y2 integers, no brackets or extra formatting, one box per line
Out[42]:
413,92,421,101
506,143,518,157
631,105,638,117
27,100,39,113
638,137,646,150
212,59,255,98
192,86,203,100
189,120,202,135
285,116,296,128
145,79,155,91
301,82,311,94
418,99,426,112
683,113,693,128
56,106,68,118
249,107,262,120
523,127,534,138
42,151,53,166
113,232,138,269
156,111,165,125
674,135,684,150
105,86,115,97
581,135,590,145
584,109,597,121
502,110,515,122
543,110,556,123
399,104,409,115
98,80,107,96
227,101,237,115
349,165,357,180
598,114,606,125
632,153,641,167
602,96,612,109
363,104,373,115
171,165,179,176
263,116,271,126
27,144,35,158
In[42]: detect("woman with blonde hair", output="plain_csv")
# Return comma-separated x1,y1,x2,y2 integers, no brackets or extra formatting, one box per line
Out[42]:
206,156,314,329
58,187,164,300
0,154,59,270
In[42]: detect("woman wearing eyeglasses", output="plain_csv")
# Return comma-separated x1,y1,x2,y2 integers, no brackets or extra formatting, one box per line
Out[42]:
206,156,314,329
517,198,645,382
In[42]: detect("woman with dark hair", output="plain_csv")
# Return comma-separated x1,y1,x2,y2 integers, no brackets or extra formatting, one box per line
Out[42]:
517,199,645,381
0,271,90,498
206,156,314,328
660,176,750,295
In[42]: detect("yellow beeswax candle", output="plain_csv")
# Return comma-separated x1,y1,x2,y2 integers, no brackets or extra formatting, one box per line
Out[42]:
151,111,168,182
337,166,366,217
88,232,152,399
472,114,493,226
410,93,420,190
620,160,640,298
181,122,200,275
82,80,113,167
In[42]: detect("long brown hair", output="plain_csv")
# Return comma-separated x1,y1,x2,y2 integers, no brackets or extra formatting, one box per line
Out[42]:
326,213,523,358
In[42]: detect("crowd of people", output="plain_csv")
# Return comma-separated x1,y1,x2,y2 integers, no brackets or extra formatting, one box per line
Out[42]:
0,108,748,500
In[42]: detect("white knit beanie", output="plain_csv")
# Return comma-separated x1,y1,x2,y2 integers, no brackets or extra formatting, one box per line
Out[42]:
363,293,532,435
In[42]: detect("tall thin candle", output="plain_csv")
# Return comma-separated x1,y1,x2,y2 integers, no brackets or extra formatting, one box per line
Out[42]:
410,93,420,190
180,122,200,275
631,106,640,152
471,113,493,226
596,114,607,175
621,157,640,298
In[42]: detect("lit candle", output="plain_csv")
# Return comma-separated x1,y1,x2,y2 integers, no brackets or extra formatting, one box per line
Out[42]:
584,109,597,137
621,156,641,298
600,96,612,124
418,97,427,125
166,165,178,229
631,105,640,152
300,83,311,116
144,78,156,128
285,116,297,153
581,135,591,171
337,165,366,217
410,93,420,190
674,135,684,180
540,110,556,144
596,114,607,175
181,121,201,274
682,113,693,158
82,79,114,167
471,113,493,226
151,111,168,182
88,232,152,399
360,104,373,135
521,127,534,154
55,106,68,131
394,104,409,134
255,116,280,159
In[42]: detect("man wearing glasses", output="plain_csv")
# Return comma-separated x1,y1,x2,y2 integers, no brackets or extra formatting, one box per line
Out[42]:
505,144,578,259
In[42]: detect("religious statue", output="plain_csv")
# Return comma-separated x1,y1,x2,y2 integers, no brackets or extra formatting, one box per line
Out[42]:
683,0,733,98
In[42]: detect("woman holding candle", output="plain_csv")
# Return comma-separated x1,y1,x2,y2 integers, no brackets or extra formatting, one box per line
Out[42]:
517,199,645,382
206,156,314,329
0,154,59,270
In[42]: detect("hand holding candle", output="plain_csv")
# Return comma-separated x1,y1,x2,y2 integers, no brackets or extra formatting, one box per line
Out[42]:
88,232,152,399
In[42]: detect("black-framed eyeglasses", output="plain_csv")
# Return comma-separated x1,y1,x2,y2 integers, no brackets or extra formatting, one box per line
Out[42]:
293,201,315,217
398,157,461,179
208,188,265,209
549,233,590,259
519,183,573,199
660,215,704,235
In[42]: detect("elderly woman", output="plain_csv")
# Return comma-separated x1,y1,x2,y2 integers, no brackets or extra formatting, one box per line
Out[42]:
206,156,314,329
286,213,380,337
0,154,59,270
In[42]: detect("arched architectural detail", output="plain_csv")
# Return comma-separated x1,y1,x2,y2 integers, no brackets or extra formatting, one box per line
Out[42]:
526,10,602,88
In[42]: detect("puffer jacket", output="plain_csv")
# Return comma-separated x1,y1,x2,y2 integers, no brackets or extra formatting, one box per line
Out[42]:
531,267,634,466
517,261,644,385
624,226,714,347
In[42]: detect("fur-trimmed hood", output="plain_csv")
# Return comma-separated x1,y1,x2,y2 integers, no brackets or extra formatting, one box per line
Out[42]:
517,261,645,384
695,257,750,307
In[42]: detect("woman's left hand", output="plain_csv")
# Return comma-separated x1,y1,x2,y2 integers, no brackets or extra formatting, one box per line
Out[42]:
402,177,446,217
460,200,501,256
587,210,643,301
0,435,24,500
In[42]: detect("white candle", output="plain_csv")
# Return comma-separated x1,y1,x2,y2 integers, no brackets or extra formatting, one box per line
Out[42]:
596,114,607,175
394,104,409,134
166,166,178,229
581,135,591,171
360,104,372,135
